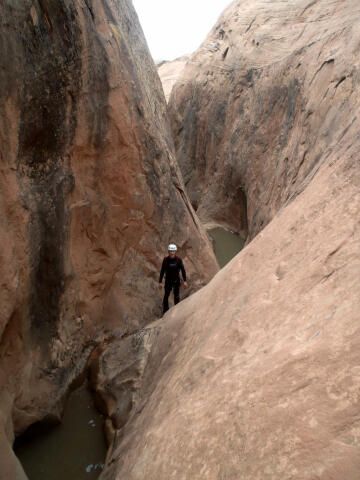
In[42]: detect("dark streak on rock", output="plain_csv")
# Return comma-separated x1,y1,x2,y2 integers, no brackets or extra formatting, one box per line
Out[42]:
337,116,357,142
222,47,229,60
84,0,95,21
84,0,110,149
38,0,53,32
300,0,317,17
15,0,110,347
17,2,83,344
334,75,346,90
245,17,256,34
310,58,334,86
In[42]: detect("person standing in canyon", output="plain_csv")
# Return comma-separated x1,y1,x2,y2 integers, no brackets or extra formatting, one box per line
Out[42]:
158,244,187,314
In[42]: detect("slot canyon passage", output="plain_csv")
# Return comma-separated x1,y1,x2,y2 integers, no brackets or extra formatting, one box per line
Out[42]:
0,1,360,480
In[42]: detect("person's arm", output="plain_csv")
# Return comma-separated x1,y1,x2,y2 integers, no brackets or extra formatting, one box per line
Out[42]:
180,259,187,282
159,258,166,283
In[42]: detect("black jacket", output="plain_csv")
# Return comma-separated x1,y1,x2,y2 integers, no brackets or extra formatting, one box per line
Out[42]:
159,256,186,285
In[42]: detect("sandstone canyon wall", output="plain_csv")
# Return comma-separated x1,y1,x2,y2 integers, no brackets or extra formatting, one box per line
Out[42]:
0,1,217,477
157,56,189,102
92,1,360,478
169,0,360,239
100,139,360,480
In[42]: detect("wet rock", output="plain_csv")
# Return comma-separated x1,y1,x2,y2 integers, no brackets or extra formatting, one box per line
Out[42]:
0,0,217,470
89,327,164,458
0,388,28,480
169,0,360,240
0,429,28,480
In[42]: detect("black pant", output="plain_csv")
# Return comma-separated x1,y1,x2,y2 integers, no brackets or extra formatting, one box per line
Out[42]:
163,281,180,314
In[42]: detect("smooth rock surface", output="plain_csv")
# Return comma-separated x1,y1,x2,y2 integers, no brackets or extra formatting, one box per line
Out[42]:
99,133,360,480
169,0,360,239
0,1,217,476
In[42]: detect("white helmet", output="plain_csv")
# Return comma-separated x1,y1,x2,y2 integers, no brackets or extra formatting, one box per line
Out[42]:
168,244,177,252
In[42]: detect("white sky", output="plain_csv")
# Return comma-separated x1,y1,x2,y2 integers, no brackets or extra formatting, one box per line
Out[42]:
132,0,233,62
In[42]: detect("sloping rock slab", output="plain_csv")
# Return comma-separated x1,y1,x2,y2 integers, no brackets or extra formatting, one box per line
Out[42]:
99,150,360,478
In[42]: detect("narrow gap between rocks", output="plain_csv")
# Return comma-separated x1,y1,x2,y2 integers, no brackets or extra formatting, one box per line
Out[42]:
12,227,244,480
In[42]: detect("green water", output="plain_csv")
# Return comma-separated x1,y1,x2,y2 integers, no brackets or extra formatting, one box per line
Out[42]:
15,383,107,480
208,227,245,268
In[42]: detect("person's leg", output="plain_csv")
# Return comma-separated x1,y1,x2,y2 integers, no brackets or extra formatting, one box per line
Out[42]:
173,282,180,305
163,284,172,313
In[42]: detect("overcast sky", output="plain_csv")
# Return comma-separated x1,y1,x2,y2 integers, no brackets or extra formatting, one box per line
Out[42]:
132,0,233,62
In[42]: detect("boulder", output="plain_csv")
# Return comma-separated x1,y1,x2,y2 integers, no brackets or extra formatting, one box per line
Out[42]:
88,327,163,462
0,0,217,465
169,0,360,239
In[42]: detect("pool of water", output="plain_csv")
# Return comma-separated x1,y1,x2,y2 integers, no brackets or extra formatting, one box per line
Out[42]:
208,227,245,268
13,228,244,480
15,382,107,480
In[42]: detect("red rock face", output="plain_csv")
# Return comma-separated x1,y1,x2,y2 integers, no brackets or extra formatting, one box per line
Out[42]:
91,1,360,478
169,0,360,240
99,150,360,480
0,0,217,469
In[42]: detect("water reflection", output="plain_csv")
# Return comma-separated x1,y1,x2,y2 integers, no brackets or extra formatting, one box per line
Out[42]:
15,383,107,480
208,227,245,268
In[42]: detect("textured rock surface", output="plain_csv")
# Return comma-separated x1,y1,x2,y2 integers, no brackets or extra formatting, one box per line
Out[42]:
157,56,189,102
169,0,360,239
99,137,360,479
0,0,217,476
95,1,360,478
89,328,163,461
